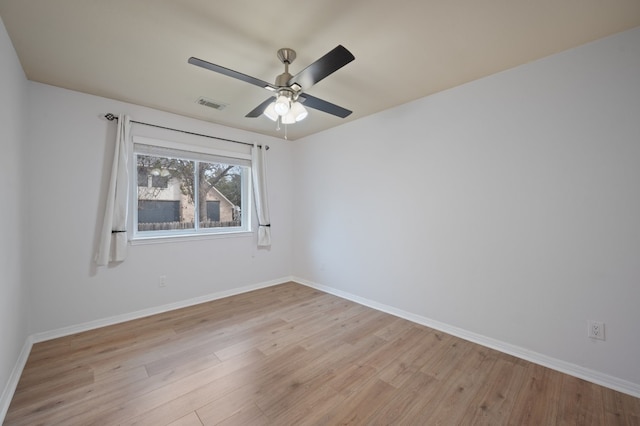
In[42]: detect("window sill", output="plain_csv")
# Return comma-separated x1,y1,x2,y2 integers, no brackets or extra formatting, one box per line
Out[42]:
130,230,253,245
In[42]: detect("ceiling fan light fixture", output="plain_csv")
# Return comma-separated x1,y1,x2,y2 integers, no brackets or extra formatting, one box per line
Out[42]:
290,101,308,122
281,110,297,124
274,94,291,115
264,102,278,121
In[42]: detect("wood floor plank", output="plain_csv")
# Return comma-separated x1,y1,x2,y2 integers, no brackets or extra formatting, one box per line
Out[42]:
255,308,352,356
268,384,345,426
508,363,564,425
556,375,606,425
94,349,268,426
603,388,640,424
213,403,268,426
420,348,498,424
5,365,149,423
294,303,374,353
10,363,95,407
326,378,398,425
195,384,265,425
368,371,440,424
166,411,203,426
458,356,528,424
123,343,322,426
16,325,173,389
5,281,640,425
377,327,447,388
373,316,418,341
141,315,288,377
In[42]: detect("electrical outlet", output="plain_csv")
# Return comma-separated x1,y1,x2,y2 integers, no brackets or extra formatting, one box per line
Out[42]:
159,275,167,288
587,320,605,341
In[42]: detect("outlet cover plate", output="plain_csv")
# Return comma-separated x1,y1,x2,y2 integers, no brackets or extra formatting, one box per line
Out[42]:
587,320,605,340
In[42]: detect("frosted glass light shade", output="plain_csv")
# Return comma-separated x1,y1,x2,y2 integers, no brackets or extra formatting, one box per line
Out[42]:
290,101,308,122
281,110,296,124
274,95,290,115
264,102,278,121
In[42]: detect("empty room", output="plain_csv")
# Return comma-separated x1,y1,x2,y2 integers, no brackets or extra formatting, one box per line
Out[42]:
1,1,639,424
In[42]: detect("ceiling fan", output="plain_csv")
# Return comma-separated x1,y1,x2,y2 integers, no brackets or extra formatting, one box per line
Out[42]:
188,45,355,125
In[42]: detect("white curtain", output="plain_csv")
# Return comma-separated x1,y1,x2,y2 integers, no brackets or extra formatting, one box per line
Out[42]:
251,144,271,247
96,114,130,266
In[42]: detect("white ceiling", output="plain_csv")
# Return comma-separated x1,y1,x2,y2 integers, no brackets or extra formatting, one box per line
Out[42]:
1,1,639,140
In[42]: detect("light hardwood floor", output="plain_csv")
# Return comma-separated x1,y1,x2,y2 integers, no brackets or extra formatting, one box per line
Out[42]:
5,282,640,425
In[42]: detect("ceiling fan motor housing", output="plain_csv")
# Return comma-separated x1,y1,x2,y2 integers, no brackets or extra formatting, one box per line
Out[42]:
275,72,293,87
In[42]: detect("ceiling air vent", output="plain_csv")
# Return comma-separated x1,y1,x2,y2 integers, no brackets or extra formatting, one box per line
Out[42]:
196,97,228,111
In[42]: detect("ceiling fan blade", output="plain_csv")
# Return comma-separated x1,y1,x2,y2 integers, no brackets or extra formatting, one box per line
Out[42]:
288,45,355,90
298,93,352,118
246,97,274,118
188,57,277,91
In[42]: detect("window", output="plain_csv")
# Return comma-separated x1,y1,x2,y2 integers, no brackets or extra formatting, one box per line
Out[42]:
131,137,251,239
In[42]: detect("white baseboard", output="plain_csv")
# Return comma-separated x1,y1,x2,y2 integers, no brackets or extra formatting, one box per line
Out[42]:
293,276,640,398
0,335,33,422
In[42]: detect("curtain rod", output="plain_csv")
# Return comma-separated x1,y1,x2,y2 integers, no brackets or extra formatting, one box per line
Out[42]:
104,113,268,150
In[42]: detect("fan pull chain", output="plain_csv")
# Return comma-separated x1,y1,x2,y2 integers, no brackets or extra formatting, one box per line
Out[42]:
274,116,288,139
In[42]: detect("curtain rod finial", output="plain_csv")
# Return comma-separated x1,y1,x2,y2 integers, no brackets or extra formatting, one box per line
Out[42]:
105,113,117,121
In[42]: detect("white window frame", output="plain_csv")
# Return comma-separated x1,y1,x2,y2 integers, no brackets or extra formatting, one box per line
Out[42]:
129,136,252,242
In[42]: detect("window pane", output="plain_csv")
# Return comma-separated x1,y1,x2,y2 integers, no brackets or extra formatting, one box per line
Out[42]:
136,154,195,232
198,161,243,229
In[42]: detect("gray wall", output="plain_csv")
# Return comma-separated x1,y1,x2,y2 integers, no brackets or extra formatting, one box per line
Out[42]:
293,27,640,390
0,15,28,416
